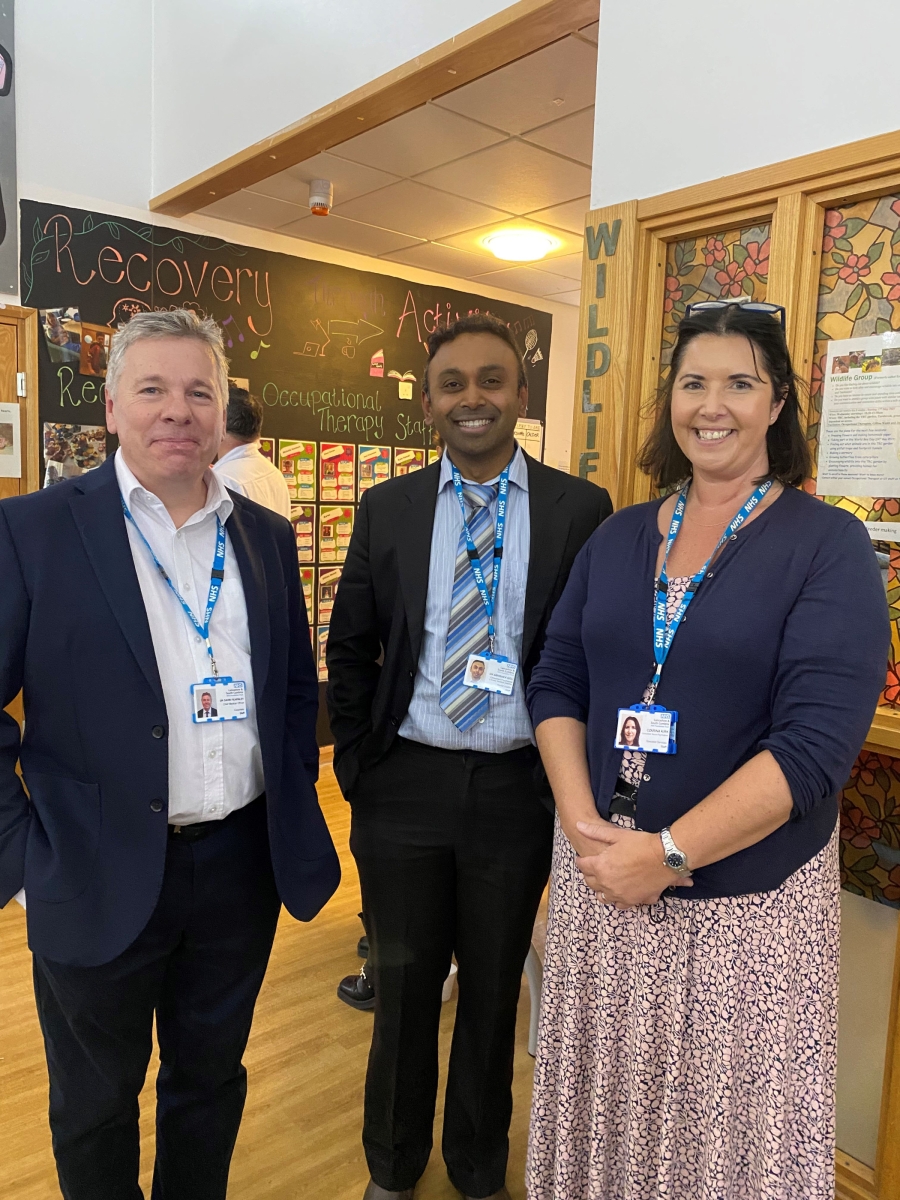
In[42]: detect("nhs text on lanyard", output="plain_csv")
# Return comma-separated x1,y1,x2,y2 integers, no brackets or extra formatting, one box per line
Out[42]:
452,461,518,696
615,480,772,755
121,499,249,723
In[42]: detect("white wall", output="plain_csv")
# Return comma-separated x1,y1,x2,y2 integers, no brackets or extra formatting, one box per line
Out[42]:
592,0,900,207
17,0,152,210
151,0,519,197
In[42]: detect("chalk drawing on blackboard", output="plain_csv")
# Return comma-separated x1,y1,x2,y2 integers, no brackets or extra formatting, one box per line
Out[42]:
370,349,384,377
329,318,383,346
222,316,244,348
250,339,270,360
295,318,331,358
110,298,152,327
388,370,417,400
524,328,544,365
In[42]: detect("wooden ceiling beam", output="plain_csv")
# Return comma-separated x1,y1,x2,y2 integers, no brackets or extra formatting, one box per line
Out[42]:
149,0,599,218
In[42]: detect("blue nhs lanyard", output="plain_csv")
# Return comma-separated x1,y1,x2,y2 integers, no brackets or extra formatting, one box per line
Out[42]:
121,498,226,678
652,480,772,690
450,459,511,655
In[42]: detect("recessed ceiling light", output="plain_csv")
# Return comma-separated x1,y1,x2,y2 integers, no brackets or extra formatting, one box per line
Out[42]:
482,229,560,262
552,97,565,105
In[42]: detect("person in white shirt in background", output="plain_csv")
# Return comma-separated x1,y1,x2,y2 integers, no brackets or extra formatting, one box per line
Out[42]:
213,386,292,519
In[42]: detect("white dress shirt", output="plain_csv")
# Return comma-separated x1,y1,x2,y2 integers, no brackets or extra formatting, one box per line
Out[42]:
399,445,533,752
116,450,264,824
213,441,292,520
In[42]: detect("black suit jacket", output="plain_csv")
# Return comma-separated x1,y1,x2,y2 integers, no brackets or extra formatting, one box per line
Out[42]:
0,455,340,967
196,708,219,719
326,456,612,797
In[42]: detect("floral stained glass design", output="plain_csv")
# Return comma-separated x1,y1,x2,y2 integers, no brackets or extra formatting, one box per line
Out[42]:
812,195,900,906
659,224,770,382
841,752,900,907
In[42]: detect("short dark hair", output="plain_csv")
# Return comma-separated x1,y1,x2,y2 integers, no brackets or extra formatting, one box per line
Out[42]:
423,314,527,395
226,386,264,440
637,304,811,490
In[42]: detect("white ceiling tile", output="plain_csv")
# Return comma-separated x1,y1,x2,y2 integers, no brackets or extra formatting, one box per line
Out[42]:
381,241,498,278
433,35,597,136
197,190,309,230
332,103,506,177
522,106,594,165
545,252,583,281
249,152,399,207
546,288,582,306
332,179,512,240
579,21,599,44
278,214,423,257
417,140,590,216
470,265,581,298
526,197,590,235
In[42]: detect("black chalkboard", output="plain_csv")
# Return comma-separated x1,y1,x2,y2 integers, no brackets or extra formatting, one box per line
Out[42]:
20,200,553,742
20,200,552,462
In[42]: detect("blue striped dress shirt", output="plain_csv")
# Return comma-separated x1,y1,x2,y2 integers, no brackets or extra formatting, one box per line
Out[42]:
399,445,534,752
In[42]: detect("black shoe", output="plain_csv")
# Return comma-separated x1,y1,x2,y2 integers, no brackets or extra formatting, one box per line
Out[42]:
338,963,375,1010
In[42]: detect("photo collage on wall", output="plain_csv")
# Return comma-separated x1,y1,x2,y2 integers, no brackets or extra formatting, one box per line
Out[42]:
279,439,426,680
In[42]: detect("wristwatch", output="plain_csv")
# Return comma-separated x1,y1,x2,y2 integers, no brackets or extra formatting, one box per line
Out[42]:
660,827,691,876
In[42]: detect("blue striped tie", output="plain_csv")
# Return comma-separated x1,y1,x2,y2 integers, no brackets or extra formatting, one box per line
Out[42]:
440,481,498,731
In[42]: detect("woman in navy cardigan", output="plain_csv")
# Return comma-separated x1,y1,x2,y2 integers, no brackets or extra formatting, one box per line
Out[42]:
525,303,889,1200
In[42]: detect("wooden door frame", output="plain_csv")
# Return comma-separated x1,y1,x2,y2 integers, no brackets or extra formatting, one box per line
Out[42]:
570,128,900,1200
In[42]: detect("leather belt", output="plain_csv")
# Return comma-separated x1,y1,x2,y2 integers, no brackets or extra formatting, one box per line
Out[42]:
169,795,264,842
608,776,637,818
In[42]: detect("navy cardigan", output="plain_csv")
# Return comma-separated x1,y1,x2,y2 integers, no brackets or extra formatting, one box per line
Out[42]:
527,487,890,898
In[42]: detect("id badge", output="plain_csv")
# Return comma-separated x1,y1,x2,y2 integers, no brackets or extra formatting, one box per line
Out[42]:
614,703,677,754
191,677,248,723
464,652,518,696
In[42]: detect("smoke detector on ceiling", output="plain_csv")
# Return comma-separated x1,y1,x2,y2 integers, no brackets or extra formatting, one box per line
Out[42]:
308,179,333,216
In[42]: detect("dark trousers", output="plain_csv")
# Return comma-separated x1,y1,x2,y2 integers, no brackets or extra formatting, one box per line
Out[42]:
32,797,281,1200
350,738,553,1198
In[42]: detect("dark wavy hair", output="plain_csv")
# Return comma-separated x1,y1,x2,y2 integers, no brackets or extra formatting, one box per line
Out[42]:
226,386,264,441
423,313,526,395
637,305,811,490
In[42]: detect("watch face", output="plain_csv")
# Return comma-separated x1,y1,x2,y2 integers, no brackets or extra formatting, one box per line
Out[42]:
665,850,687,870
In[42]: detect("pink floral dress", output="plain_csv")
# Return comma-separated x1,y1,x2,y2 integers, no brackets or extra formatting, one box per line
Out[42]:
526,578,839,1200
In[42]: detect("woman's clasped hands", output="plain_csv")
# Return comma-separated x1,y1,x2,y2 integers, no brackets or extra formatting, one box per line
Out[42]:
573,820,692,907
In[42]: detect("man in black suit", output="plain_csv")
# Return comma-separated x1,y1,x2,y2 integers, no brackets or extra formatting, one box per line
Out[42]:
327,315,612,1200
0,309,339,1200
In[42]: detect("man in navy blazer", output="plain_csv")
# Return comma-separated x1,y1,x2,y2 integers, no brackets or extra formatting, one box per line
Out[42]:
0,309,339,1200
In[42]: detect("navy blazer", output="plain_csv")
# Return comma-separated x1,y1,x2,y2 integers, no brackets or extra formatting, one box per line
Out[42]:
527,487,890,897
0,455,340,966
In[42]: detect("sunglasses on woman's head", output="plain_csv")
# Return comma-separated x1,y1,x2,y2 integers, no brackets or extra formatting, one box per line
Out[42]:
683,300,786,331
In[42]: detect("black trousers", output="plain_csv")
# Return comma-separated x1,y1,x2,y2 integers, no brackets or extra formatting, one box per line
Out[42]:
350,738,553,1198
32,797,281,1200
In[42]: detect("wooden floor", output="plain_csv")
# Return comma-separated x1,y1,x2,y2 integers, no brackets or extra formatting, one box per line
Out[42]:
0,765,536,1199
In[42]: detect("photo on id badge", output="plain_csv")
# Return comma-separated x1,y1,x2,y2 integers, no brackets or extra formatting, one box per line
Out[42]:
463,652,517,695
191,680,248,723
